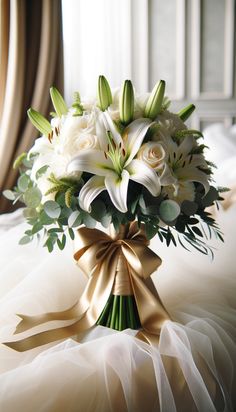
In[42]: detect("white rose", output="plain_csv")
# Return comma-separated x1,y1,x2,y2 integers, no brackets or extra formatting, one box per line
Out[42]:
137,142,166,170
59,110,96,152
152,110,187,143
75,133,98,151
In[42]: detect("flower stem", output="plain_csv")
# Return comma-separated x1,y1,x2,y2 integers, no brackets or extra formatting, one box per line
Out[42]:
96,294,141,330
110,295,119,329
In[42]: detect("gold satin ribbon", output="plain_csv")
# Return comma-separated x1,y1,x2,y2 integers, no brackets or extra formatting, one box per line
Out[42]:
4,222,170,351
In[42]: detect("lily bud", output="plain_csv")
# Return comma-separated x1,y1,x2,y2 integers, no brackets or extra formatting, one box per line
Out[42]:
27,108,52,135
178,104,195,122
119,80,134,125
144,80,165,120
50,87,68,117
97,75,112,111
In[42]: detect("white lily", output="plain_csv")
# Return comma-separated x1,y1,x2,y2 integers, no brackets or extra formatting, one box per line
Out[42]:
159,135,210,198
68,113,161,212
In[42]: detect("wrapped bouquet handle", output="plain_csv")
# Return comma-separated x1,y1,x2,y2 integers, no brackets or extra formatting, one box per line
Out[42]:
4,222,170,351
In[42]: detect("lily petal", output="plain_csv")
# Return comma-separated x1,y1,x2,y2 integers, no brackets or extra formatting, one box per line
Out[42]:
187,154,208,169
124,118,152,165
159,163,177,186
105,170,129,213
176,135,195,158
102,111,123,146
79,176,106,212
127,159,161,197
67,149,114,177
177,166,210,193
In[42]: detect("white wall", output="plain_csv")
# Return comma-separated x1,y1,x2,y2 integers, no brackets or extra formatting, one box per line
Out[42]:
62,0,236,127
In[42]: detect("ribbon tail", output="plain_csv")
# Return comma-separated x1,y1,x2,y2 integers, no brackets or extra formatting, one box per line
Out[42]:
14,301,83,334
130,269,170,335
4,312,89,352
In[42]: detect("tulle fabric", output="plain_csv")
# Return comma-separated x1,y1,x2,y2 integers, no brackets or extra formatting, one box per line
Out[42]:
0,207,235,412
0,124,236,412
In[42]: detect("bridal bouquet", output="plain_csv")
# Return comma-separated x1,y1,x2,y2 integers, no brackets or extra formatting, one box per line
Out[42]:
3,77,225,348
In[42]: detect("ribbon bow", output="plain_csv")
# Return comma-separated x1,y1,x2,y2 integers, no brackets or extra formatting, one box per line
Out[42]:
5,222,170,351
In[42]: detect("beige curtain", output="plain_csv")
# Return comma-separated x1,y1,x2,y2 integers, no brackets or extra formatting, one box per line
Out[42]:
0,0,63,213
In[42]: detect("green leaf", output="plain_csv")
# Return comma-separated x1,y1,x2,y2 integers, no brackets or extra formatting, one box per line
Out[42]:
13,152,27,169
97,75,112,111
91,200,107,221
44,201,61,219
27,108,52,135
145,222,157,240
19,235,32,245
31,222,43,234
144,80,165,120
57,234,66,250
2,190,15,200
68,228,75,240
119,80,134,125
191,226,203,237
181,200,198,216
48,228,64,233
201,186,219,207
17,174,30,192
68,211,82,228
23,187,42,208
39,210,54,225
45,238,54,253
159,200,181,223
101,213,112,228
23,208,38,219
36,165,49,180
178,104,195,122
50,87,68,117
82,213,97,229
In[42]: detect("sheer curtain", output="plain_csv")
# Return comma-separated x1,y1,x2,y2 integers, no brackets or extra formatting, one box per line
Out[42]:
0,0,63,213
62,0,148,104
62,0,236,126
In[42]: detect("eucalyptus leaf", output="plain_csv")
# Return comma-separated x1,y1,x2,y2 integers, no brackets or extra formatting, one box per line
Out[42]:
36,165,49,180
39,210,54,225
2,190,15,201
44,201,61,219
82,213,97,229
68,211,82,228
23,187,42,208
17,174,30,192
159,200,181,223
23,207,38,219
19,235,32,245
101,213,112,228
